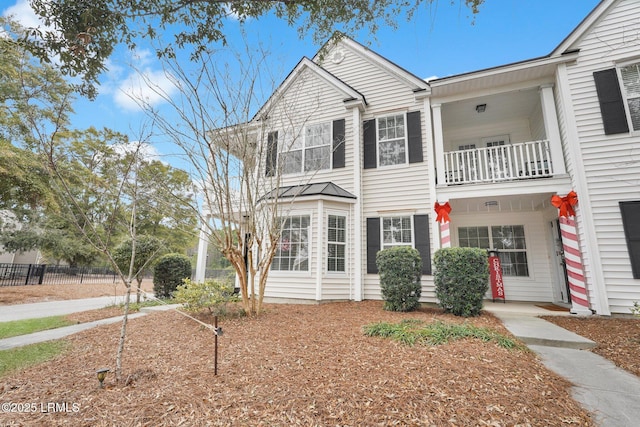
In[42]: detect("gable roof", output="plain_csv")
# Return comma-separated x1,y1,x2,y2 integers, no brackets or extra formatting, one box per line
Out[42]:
551,0,614,55
252,56,366,122
314,34,430,95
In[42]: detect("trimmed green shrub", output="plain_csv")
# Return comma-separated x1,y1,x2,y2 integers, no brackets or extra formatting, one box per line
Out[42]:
153,253,192,298
376,246,422,312
434,247,489,317
173,278,240,316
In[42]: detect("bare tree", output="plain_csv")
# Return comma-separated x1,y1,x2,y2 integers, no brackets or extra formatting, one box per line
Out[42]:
134,38,329,316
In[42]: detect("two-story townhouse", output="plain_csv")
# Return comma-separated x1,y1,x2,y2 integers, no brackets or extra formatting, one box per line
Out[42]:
196,0,640,315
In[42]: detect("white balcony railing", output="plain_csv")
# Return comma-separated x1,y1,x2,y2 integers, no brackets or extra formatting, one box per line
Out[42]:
443,139,553,185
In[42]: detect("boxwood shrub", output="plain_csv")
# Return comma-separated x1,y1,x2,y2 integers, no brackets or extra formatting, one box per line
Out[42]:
376,246,422,312
434,247,489,317
153,253,192,298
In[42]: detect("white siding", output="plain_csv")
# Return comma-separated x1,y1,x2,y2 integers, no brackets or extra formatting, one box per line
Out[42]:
562,0,640,313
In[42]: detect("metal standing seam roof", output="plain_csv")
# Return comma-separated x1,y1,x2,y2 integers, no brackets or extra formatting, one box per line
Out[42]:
262,182,357,200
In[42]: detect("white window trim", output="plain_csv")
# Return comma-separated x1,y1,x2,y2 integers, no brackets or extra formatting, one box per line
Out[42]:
616,60,640,133
376,112,408,168
279,121,333,176
456,224,530,278
380,214,414,250
326,210,348,275
270,211,313,276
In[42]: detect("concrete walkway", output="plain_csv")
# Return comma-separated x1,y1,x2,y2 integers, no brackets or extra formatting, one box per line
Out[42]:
0,298,180,350
0,296,128,322
484,301,640,427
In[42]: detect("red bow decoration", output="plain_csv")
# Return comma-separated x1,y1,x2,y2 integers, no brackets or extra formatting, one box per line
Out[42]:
551,191,578,218
434,201,451,223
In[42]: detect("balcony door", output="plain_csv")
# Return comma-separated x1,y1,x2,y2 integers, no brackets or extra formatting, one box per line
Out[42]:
482,135,510,180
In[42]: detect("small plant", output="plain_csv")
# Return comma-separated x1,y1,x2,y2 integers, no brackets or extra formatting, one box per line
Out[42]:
173,278,239,316
376,246,422,312
434,247,489,317
631,301,640,317
363,319,521,349
153,253,192,299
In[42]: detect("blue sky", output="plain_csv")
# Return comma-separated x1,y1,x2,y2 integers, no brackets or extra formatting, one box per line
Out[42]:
2,0,602,165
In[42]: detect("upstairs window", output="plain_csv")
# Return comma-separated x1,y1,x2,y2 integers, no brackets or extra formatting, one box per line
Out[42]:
377,114,407,167
620,62,640,131
278,122,331,175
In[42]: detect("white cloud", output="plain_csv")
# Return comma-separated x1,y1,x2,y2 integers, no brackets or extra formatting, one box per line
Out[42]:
111,49,179,112
112,140,163,163
2,0,45,29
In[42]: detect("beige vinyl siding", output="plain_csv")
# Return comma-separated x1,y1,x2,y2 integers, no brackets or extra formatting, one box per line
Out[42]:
562,0,640,313
452,211,555,302
265,68,355,193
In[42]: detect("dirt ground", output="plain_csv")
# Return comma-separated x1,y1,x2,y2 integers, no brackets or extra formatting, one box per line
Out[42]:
0,283,638,426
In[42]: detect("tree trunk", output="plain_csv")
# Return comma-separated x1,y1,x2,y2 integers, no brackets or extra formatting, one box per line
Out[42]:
115,281,132,381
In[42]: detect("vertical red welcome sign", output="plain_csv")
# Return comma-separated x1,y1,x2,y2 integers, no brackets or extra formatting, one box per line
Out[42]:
488,250,505,302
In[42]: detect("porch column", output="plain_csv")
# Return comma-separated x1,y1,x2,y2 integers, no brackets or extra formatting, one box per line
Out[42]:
194,215,210,282
551,191,592,315
540,84,566,175
351,106,363,301
432,104,446,186
434,202,451,248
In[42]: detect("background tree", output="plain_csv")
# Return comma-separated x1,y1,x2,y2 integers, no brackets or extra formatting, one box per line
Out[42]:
113,235,165,303
23,0,484,98
0,18,196,381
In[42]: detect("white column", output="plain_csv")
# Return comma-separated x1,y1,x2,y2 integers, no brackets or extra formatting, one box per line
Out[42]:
194,215,210,282
351,106,363,301
423,97,440,252
540,84,566,175
432,103,446,186
315,200,324,301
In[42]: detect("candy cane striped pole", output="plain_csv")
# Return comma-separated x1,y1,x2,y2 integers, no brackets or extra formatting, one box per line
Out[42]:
434,202,452,248
440,222,451,248
559,216,591,315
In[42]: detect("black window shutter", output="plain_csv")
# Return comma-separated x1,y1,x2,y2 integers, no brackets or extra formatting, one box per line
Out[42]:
363,119,377,169
332,119,345,169
407,111,423,164
413,214,432,275
266,131,278,176
593,69,629,135
366,217,380,274
620,201,640,279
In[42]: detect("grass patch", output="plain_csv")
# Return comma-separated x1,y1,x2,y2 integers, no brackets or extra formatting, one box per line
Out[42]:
363,319,523,349
0,341,70,377
0,316,75,339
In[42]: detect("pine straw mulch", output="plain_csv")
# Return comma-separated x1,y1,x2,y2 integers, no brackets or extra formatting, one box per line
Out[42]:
542,315,640,378
1,301,595,426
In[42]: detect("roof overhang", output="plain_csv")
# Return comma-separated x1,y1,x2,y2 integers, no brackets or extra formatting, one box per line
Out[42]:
429,51,580,100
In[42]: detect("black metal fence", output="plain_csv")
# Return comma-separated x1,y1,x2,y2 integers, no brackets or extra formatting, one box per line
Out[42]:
0,263,118,286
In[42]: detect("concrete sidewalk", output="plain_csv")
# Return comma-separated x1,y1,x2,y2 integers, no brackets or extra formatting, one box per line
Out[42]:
0,303,180,350
484,302,640,427
0,296,128,322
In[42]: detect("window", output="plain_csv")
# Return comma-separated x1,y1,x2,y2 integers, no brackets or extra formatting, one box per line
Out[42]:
620,63,640,131
279,122,331,174
458,225,529,276
272,215,310,271
620,201,640,279
382,216,412,249
378,114,407,166
327,215,346,272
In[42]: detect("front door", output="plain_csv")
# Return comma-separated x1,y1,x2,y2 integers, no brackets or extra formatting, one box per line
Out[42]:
550,220,571,303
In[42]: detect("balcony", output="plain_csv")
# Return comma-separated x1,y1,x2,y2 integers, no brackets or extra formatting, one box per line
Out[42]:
443,140,553,185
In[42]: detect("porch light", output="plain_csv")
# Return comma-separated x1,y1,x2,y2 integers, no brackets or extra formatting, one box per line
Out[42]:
476,104,487,113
